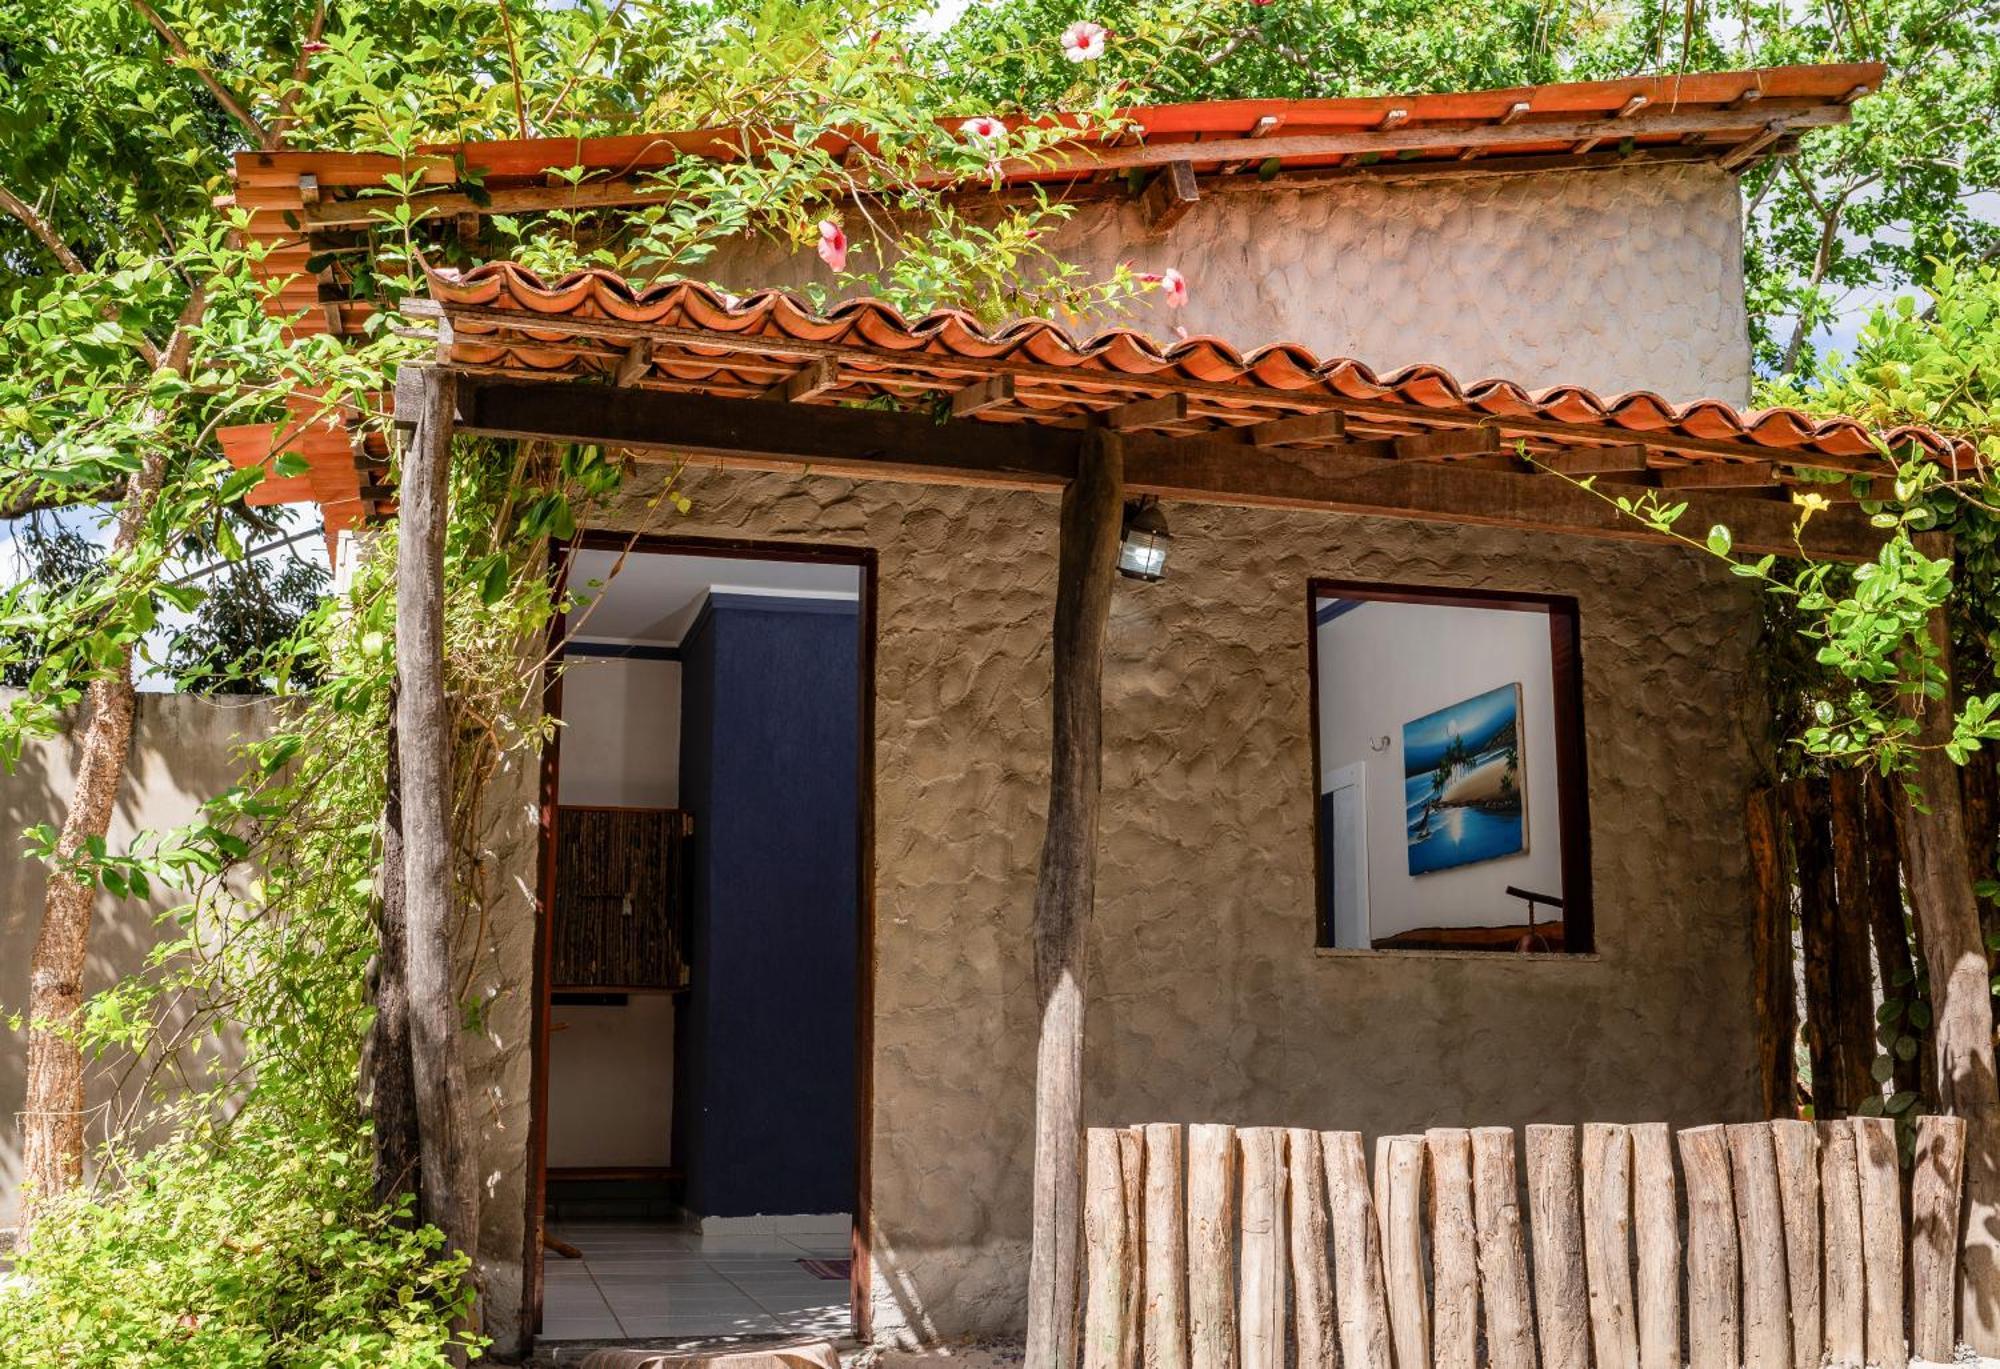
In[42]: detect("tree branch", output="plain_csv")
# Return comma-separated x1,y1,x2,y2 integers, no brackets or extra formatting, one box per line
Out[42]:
129,0,274,149
265,2,327,147
0,183,87,276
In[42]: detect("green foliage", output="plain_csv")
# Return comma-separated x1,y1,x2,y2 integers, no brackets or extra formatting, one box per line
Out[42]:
0,1117,478,1368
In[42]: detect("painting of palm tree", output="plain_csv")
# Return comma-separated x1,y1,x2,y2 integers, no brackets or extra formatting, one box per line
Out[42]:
1403,683,1526,875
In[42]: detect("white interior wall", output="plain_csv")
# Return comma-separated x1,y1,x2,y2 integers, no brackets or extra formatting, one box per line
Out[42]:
549,654,682,1169
1315,599,1565,940
545,996,676,1168
556,656,682,809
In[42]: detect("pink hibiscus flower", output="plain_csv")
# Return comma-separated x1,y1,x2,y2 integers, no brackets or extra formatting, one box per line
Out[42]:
960,115,1007,143
1061,21,1108,61
1136,267,1189,309
816,219,848,272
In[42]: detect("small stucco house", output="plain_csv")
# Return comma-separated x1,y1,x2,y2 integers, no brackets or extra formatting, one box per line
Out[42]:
210,60,1978,1358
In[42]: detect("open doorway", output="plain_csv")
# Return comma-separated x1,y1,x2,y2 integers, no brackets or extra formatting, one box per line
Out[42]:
528,536,873,1346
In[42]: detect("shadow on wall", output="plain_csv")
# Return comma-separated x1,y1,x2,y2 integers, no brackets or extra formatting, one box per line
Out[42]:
0,689,274,1228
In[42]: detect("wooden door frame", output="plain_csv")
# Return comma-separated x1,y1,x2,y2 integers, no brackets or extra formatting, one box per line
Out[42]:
522,530,881,1351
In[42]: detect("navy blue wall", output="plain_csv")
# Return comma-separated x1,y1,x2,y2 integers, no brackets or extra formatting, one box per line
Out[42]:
673,593,861,1219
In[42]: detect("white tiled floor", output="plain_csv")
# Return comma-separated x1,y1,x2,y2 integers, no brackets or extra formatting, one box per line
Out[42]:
540,1220,854,1342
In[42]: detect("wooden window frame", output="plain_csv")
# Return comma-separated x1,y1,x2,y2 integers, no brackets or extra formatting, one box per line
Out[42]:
1304,577,1594,954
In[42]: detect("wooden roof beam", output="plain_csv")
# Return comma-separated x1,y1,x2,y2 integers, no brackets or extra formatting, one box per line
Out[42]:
431,374,1883,560
298,104,1855,230
1392,426,1500,461
614,339,651,387
762,357,839,403
950,374,1016,417
1101,393,1189,431
1140,160,1199,236
1239,410,1347,446
1534,445,1650,476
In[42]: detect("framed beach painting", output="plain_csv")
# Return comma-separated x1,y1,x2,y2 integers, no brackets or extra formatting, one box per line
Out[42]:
1403,682,1527,876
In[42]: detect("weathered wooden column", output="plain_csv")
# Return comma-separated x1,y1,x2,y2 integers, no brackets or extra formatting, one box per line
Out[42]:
396,368,481,1337
1896,532,2000,1354
1024,427,1125,1369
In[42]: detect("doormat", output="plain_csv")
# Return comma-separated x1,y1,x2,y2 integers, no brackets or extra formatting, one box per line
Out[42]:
797,1258,851,1281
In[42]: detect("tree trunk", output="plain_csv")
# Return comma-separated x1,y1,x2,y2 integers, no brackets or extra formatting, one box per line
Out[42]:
366,697,421,1211
1894,537,2000,1354
1862,774,1927,1100
18,442,171,1232
395,369,480,1336
1023,428,1124,1369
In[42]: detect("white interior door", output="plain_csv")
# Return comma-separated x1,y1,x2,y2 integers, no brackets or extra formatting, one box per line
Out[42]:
1327,761,1370,949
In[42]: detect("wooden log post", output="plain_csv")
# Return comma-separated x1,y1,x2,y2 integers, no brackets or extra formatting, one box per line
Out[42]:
1630,1123,1680,1369
1790,779,1872,1116
1580,1122,1637,1369
395,368,480,1338
1142,1123,1190,1369
1747,787,1798,1117
1187,1123,1237,1369
1911,1113,1969,1362
1287,1129,1336,1369
1527,1124,1591,1369
1237,1128,1288,1369
1770,1119,1822,1369
1828,771,1890,1112
1727,1122,1792,1369
366,699,421,1210
1679,1125,1740,1369
1863,774,1927,1099
1382,1135,1431,1369
1425,1128,1479,1369
1470,1127,1536,1369
1024,428,1126,1369
1119,1129,1145,1361
1084,1128,1138,1369
1323,1131,1393,1369
1852,1116,1906,1369
1893,540,2000,1356
1819,1119,1866,1369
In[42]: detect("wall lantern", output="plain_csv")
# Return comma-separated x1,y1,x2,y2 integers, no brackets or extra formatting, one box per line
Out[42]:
1117,497,1171,582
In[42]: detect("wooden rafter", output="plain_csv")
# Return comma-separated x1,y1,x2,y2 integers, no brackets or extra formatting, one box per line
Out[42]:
413,372,1882,560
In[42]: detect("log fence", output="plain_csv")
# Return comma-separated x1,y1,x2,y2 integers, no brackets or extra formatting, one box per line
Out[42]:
1079,1116,1969,1368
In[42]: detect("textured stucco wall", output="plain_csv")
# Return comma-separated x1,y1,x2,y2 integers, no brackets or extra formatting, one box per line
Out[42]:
0,690,273,1229
478,460,1773,1349
705,162,1753,405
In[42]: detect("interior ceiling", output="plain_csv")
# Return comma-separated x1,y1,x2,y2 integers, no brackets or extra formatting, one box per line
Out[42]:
567,549,860,646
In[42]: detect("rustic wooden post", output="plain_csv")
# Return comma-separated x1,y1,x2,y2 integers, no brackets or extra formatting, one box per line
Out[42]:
1580,1122,1637,1369
396,367,480,1338
1852,1115,1907,1369
1187,1123,1237,1369
1142,1123,1190,1369
367,698,421,1210
1119,1129,1146,1361
1630,1123,1680,1369
1237,1129,1288,1369
1527,1124,1591,1369
1425,1128,1479,1369
1790,779,1874,1116
1819,1120,1866,1369
1382,1135,1431,1369
1083,1128,1137,1369
1287,1128,1336,1369
1770,1119,1822,1369
1470,1127,1536,1369
1911,1113,1969,1363
1679,1125,1740,1369
1323,1130,1392,1369
1727,1122,1792,1369
1747,787,1798,1117
1894,537,2000,1355
1025,428,1126,1369
1862,775,1928,1100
